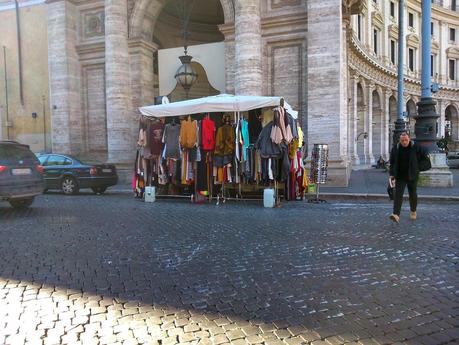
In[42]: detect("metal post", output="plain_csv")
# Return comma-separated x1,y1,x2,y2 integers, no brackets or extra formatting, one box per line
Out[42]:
3,46,10,140
42,95,47,152
415,0,440,152
394,0,407,145
15,0,24,105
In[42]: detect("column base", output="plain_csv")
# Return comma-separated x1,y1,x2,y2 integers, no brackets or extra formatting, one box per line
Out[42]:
322,159,351,187
418,153,453,187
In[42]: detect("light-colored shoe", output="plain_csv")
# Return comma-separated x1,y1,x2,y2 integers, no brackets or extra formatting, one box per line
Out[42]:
390,214,400,223
410,211,417,220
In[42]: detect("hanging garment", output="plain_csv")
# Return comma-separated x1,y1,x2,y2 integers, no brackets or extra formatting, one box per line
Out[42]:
241,119,249,161
180,117,198,149
298,126,304,148
256,122,282,159
248,109,263,144
271,107,293,145
202,117,216,151
215,124,235,157
163,123,181,159
287,114,299,139
150,121,165,156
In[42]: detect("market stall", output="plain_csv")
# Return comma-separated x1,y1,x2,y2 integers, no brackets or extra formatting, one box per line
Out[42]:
135,94,308,206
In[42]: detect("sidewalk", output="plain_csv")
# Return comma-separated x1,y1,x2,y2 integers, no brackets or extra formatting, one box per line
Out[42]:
321,168,459,201
111,169,459,201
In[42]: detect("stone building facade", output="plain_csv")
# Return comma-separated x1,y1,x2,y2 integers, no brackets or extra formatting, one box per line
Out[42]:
43,0,364,185
1,0,459,186
348,0,459,166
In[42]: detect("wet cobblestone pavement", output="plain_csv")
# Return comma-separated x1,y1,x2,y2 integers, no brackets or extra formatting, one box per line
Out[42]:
0,194,458,345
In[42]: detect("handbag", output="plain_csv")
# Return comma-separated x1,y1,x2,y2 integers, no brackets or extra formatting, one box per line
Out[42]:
387,177,395,200
387,183,395,200
418,154,432,172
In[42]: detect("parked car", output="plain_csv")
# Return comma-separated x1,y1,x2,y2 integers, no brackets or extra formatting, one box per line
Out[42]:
0,141,45,208
36,153,118,195
446,151,459,168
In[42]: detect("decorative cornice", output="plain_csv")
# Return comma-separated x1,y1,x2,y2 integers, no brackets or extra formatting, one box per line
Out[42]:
219,12,307,40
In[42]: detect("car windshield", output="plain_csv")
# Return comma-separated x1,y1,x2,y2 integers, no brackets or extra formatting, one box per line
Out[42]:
0,144,38,165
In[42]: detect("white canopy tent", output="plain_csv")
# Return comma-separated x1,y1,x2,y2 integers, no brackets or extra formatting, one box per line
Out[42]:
139,94,298,119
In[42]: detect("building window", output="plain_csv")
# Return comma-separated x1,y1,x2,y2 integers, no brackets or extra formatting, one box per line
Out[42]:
390,40,396,64
408,48,415,71
449,59,456,80
450,28,456,42
373,28,379,54
408,12,414,28
357,15,362,41
452,0,457,11
431,22,434,36
390,1,395,17
431,55,435,77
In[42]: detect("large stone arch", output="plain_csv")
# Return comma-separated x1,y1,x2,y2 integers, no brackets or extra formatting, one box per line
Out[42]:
129,0,235,39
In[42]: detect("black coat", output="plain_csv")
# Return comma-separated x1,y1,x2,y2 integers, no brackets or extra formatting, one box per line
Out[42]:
389,141,428,181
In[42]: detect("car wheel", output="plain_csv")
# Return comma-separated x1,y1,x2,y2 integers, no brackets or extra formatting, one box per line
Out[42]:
61,176,79,195
91,187,107,195
9,197,34,209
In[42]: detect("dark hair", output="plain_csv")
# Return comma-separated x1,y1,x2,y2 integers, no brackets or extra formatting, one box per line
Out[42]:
399,131,410,137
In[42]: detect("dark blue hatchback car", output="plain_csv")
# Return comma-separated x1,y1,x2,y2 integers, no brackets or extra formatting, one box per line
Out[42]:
37,153,118,195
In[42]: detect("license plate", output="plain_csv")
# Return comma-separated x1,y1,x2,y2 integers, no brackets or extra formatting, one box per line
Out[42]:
102,168,112,173
12,168,32,175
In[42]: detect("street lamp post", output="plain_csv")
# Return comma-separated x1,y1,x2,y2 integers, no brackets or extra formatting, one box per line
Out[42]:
414,0,439,152
393,0,407,146
414,0,453,187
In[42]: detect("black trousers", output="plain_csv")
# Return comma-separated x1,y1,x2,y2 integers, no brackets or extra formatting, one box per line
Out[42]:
393,178,418,216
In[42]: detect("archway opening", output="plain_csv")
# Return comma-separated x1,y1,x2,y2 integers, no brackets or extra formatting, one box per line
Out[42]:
151,0,226,101
445,104,458,142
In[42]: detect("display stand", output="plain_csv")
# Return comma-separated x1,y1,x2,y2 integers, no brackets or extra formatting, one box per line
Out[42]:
308,144,329,203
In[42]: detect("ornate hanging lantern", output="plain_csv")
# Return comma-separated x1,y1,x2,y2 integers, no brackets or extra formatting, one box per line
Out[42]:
174,54,197,96
174,0,197,98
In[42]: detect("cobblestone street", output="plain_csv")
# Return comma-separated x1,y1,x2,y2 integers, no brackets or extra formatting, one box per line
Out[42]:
0,194,458,345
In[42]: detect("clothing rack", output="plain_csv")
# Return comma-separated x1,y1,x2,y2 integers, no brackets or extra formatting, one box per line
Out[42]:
136,105,302,206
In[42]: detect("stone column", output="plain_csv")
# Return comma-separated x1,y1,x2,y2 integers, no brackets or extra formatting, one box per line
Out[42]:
307,0,349,186
366,84,375,164
105,0,135,163
439,21,447,83
234,0,262,95
219,24,236,94
352,76,360,164
438,99,445,139
365,0,372,50
47,0,82,155
383,90,391,159
129,39,157,111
